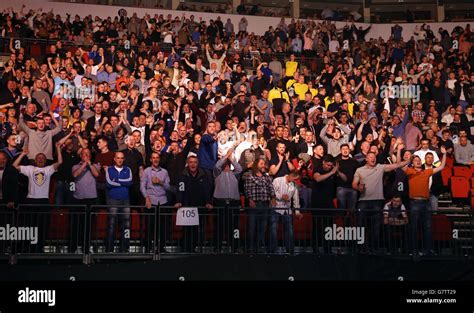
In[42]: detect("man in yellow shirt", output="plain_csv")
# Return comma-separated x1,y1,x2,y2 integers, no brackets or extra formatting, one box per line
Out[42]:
286,71,299,91
268,81,289,105
293,75,309,99
285,54,298,78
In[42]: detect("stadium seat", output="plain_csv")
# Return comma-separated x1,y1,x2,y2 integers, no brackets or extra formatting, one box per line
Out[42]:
29,43,42,59
445,155,454,168
293,212,312,241
432,214,452,241
450,176,470,199
240,195,246,208
171,213,183,241
205,214,215,241
441,167,452,187
92,209,108,240
471,190,474,211
239,212,247,241
49,208,69,240
334,216,345,228
130,210,143,240
453,166,472,179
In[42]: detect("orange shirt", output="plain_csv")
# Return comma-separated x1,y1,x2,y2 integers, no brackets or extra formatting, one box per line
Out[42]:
405,167,433,199
115,76,130,92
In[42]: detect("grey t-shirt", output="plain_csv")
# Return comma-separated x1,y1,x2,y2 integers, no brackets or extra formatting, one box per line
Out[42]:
354,164,386,201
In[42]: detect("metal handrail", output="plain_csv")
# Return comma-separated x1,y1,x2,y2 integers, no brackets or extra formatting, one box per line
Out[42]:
0,203,471,264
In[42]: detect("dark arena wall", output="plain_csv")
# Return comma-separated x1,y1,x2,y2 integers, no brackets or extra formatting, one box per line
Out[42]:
3,255,474,281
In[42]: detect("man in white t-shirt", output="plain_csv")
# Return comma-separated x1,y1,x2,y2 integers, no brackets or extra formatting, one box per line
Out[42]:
13,143,63,252
78,47,104,76
13,143,63,203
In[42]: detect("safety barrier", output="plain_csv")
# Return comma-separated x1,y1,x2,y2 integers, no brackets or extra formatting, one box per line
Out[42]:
0,204,471,264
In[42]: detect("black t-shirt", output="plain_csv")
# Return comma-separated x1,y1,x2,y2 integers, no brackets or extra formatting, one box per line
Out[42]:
336,157,359,188
121,148,144,184
439,138,454,151
312,165,336,208
56,150,80,181
232,100,248,121
267,138,291,160
327,102,341,113
311,156,322,170
269,155,290,178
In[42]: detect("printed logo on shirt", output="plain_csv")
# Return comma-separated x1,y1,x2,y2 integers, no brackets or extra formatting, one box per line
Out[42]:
33,171,46,186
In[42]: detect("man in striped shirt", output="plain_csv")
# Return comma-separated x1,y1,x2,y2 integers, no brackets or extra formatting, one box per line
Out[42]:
269,171,302,254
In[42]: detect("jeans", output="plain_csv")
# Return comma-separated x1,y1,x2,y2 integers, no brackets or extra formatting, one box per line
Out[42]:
409,199,433,253
428,193,438,213
269,211,294,253
70,198,97,253
0,204,14,253
140,203,169,253
214,199,240,251
311,211,335,254
336,187,358,212
182,209,208,253
299,186,312,209
96,183,107,205
383,224,408,254
357,200,384,251
105,198,130,253
248,201,269,252
55,180,73,205
20,198,50,253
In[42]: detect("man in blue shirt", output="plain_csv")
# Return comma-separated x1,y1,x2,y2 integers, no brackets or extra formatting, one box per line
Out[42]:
105,151,133,253
198,121,218,191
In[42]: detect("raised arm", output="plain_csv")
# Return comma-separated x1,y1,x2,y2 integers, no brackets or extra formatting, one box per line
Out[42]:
319,123,330,144
50,117,64,136
52,143,63,171
12,148,28,170
48,58,58,78
17,115,32,134
56,129,74,146
432,147,447,174
384,156,411,172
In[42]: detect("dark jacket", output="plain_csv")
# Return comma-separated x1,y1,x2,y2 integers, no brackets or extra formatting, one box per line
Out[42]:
85,114,105,133
1,166,19,205
176,168,212,207
426,166,443,197
454,81,471,103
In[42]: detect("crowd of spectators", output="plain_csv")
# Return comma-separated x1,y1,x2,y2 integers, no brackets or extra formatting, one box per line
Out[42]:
0,5,473,254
